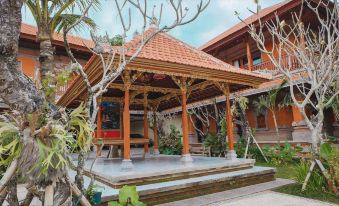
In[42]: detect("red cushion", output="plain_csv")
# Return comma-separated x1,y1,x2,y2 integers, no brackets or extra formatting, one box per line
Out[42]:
95,130,120,139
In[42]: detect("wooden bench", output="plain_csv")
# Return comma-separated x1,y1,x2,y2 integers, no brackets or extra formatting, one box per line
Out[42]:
189,143,211,156
94,138,149,157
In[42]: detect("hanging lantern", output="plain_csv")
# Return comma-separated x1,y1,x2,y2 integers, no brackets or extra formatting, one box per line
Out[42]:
153,74,166,80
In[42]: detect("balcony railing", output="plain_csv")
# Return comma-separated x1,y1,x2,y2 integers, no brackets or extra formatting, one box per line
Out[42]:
243,55,301,72
55,76,77,102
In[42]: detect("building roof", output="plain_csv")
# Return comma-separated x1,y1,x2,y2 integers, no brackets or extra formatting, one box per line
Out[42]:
57,28,271,108
20,23,94,50
199,0,298,51
125,29,270,79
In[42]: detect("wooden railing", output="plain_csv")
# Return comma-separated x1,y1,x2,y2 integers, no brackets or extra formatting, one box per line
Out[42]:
243,55,301,72
55,76,77,102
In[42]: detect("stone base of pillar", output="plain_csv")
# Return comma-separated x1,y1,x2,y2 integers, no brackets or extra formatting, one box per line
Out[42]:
120,159,134,171
226,150,237,161
180,153,193,163
292,121,312,143
153,149,160,155
144,152,152,158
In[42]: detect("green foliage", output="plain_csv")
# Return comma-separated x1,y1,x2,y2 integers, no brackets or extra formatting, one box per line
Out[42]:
294,160,327,192
159,125,182,155
108,186,146,206
85,184,104,204
56,69,73,87
262,143,301,165
320,143,339,187
0,122,22,166
110,35,124,46
36,124,70,177
204,118,227,157
231,95,249,117
68,103,92,151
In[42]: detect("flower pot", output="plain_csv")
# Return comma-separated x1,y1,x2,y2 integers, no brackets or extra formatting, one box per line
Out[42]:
92,191,102,205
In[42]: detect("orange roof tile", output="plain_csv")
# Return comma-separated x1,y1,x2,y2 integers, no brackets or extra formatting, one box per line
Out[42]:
20,23,94,49
199,0,295,51
124,28,270,79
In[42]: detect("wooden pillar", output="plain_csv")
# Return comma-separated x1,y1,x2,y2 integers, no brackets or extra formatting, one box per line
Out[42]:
181,87,190,155
96,98,102,156
143,92,149,155
245,37,253,71
224,84,237,160
153,110,159,155
123,86,131,160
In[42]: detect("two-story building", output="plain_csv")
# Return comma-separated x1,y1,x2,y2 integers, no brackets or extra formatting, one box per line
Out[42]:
163,0,338,148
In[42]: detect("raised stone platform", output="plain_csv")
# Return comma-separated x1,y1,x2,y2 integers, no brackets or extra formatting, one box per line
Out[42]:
74,155,275,205
83,155,255,188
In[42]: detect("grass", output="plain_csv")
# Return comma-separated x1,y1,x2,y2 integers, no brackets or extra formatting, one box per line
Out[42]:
255,161,297,179
255,161,339,204
274,184,339,204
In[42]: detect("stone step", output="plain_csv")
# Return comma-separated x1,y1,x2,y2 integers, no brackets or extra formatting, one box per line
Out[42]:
98,166,276,206
84,158,254,188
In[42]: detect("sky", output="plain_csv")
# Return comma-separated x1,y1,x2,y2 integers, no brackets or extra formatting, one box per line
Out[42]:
21,0,284,48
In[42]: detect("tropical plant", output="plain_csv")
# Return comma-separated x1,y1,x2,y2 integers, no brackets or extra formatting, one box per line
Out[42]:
0,122,22,167
262,143,301,166
204,118,227,157
253,80,287,144
85,184,104,205
110,35,124,46
108,185,146,206
295,160,327,192
68,103,92,151
24,0,98,102
159,125,182,155
319,143,339,193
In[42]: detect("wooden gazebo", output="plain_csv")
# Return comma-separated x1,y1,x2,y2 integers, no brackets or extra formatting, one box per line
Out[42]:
57,28,269,170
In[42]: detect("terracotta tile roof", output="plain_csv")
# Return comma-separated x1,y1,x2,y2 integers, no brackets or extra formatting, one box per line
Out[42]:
20,23,94,49
124,28,271,80
199,0,294,51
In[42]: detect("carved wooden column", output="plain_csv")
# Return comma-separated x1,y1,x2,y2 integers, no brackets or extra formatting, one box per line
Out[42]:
153,109,160,155
216,82,237,160
143,90,150,156
96,97,102,157
224,85,237,160
121,80,133,170
172,76,194,163
245,36,253,71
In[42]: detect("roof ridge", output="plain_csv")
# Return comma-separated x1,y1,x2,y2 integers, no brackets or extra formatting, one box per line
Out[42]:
199,0,294,50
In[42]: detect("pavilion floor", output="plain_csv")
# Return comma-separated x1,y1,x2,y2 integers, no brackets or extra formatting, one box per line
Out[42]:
70,150,276,205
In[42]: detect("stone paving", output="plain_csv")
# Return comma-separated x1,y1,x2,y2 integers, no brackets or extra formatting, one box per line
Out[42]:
209,191,337,206
158,178,336,206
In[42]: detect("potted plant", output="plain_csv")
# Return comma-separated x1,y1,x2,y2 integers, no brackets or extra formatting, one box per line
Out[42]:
85,184,105,205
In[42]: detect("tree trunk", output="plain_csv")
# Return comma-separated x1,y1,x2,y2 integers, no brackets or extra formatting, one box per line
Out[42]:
0,187,8,205
7,176,19,206
20,191,34,206
39,34,56,103
0,0,43,114
75,151,86,193
272,111,280,144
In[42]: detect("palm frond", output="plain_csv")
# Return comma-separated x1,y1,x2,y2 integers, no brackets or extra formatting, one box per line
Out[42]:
53,13,96,33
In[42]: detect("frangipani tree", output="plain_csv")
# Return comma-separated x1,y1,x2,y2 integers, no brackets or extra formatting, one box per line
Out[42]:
63,0,210,196
241,0,338,190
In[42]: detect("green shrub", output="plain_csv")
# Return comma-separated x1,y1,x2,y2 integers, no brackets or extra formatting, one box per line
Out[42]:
294,160,327,192
320,143,339,188
263,143,301,165
159,125,182,155
204,133,227,157
108,185,146,206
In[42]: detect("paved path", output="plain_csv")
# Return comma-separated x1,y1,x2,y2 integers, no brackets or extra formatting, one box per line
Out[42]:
158,178,334,206
209,191,337,206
